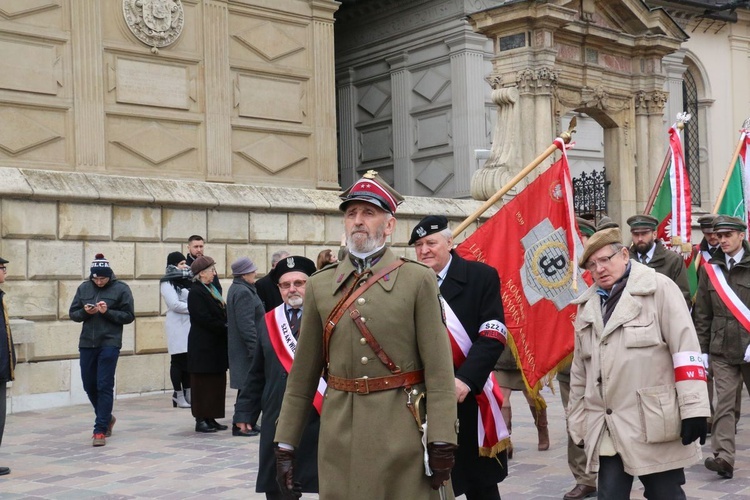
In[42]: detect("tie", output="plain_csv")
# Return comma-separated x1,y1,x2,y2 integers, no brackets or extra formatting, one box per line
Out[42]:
437,275,443,287
729,258,736,271
641,254,648,264
288,309,300,338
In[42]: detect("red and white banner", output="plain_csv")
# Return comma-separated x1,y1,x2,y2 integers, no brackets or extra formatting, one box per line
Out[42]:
668,124,692,246
704,263,750,333
266,305,326,414
456,140,585,393
442,298,510,457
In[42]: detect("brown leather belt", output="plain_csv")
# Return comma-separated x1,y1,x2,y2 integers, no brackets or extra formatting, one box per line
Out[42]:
327,369,424,395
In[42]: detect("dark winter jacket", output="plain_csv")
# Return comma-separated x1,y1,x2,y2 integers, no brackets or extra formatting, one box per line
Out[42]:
69,277,135,348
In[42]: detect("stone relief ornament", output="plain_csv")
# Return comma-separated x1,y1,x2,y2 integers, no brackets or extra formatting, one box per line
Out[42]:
123,0,184,49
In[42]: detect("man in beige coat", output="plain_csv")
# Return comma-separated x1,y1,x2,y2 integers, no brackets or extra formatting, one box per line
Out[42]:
569,228,710,498
275,171,458,500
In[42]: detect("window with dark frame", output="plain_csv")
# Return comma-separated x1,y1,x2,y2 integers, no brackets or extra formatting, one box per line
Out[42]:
682,70,701,205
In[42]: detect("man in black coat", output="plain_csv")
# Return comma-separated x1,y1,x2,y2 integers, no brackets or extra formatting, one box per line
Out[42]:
0,256,15,475
411,215,508,500
235,256,320,499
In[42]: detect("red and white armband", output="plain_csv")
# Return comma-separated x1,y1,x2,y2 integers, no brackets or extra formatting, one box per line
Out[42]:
479,320,508,344
672,351,707,382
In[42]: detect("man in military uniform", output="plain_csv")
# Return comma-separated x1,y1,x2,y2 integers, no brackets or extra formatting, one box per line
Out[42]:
695,216,750,479
275,172,458,500
410,215,508,500
557,218,597,499
626,214,691,309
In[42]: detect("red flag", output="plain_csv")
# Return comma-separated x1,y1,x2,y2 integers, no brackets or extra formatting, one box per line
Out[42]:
456,142,586,393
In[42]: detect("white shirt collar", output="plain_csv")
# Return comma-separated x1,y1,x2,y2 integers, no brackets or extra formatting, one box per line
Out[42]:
727,248,744,266
436,255,453,284
641,242,657,262
349,243,386,260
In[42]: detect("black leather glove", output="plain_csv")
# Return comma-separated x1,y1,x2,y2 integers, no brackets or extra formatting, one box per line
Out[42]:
680,416,707,445
427,442,458,490
274,446,302,499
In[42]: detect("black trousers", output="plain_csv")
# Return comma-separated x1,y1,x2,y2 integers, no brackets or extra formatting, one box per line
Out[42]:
464,484,501,500
598,455,686,500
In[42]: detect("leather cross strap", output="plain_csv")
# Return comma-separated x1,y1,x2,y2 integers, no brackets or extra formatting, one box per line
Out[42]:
349,306,400,373
324,258,406,366
327,370,424,395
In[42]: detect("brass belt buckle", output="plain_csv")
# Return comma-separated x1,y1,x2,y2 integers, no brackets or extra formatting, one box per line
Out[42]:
354,376,369,394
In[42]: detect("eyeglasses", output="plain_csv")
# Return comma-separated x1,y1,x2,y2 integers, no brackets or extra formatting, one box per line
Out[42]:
278,279,307,290
0,266,6,271
584,250,622,272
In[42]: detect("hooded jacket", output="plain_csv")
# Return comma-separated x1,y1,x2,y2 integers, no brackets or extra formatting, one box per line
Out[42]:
69,276,135,348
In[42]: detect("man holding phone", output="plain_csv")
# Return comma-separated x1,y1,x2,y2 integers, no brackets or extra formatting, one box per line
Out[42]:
69,254,134,447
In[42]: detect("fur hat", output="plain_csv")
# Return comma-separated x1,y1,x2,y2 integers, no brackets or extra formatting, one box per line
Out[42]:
90,253,113,278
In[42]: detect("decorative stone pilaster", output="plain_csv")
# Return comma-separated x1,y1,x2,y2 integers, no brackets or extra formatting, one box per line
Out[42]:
662,50,688,124
337,68,358,189
386,52,412,195
728,35,750,131
312,1,340,190
203,0,233,182
446,32,490,198
71,0,106,170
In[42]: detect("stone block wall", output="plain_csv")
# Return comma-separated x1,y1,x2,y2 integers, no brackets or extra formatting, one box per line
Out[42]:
1,167,491,413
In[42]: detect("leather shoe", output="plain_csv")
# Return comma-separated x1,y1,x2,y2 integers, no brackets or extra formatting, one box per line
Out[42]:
705,456,733,478
195,420,217,433
232,424,260,437
563,484,596,499
0,467,9,476
208,419,228,431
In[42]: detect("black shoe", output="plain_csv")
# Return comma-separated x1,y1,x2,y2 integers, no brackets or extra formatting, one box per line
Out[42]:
705,456,734,478
0,467,9,476
232,424,260,437
208,419,228,431
195,419,217,433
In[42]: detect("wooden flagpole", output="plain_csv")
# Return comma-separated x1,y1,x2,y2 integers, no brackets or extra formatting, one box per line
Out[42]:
643,151,670,215
712,120,750,213
452,118,577,238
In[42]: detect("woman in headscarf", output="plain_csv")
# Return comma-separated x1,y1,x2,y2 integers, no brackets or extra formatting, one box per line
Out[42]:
159,251,192,409
187,256,229,433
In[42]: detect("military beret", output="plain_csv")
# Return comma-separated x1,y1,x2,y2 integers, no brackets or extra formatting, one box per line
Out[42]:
713,215,747,233
409,215,449,245
697,214,718,233
579,228,623,268
626,214,658,231
271,255,317,284
576,217,596,237
596,216,619,232
339,170,404,215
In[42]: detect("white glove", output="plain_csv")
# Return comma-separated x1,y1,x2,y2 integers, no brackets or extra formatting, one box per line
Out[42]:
702,353,710,370
745,346,750,363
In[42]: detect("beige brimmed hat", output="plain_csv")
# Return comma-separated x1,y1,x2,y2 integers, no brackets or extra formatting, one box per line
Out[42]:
579,227,623,268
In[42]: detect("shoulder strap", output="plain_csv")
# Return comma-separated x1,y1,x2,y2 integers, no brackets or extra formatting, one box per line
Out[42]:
324,258,406,367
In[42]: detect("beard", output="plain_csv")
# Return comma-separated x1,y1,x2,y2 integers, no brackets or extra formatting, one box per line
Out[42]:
347,221,386,254
287,294,303,308
634,241,654,255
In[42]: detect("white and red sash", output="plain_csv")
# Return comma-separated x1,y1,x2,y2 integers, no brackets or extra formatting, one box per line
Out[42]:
441,298,510,457
704,263,750,333
266,305,326,415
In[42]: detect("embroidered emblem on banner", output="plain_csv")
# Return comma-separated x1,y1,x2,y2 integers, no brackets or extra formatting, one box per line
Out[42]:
520,219,586,310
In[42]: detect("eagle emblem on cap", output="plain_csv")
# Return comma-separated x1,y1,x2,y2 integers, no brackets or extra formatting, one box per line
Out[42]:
416,227,427,238
286,257,295,268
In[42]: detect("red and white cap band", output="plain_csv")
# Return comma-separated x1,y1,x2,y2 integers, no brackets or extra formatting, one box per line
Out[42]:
672,351,707,382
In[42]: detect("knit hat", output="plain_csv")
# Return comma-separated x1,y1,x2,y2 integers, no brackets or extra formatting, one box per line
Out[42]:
167,251,186,267
339,170,404,215
271,256,317,284
579,228,623,268
90,253,113,278
409,215,449,245
190,255,216,275
231,257,258,276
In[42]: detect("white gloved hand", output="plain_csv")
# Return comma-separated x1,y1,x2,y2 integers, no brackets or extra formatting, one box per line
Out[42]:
744,346,750,363
702,353,710,370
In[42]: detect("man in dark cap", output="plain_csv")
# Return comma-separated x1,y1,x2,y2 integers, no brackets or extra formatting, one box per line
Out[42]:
410,215,508,500
626,214,691,309
0,257,15,476
236,255,321,499
69,254,135,447
275,171,458,499
695,215,750,479
595,216,619,232
569,228,709,497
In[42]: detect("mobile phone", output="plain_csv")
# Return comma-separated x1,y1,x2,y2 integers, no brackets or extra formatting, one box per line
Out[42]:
85,303,96,308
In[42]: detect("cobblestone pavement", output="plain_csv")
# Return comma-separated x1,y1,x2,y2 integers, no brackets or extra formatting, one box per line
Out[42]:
1,384,750,499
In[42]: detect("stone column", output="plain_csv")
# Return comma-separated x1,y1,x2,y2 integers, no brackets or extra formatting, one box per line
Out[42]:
446,32,490,198
203,0,232,182
647,91,668,207
71,0,106,170
386,53,412,195
312,1,340,190
729,35,750,133
662,50,688,130
337,68,358,189
633,91,651,207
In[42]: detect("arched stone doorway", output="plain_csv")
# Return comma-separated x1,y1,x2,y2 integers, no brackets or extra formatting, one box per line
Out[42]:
468,0,687,227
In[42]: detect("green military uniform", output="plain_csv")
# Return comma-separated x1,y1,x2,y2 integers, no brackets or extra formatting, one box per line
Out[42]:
275,248,458,499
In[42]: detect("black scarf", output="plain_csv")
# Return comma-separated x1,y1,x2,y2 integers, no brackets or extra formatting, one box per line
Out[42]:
159,265,193,294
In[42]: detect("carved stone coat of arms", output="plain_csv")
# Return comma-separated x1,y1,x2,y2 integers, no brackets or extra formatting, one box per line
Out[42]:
123,0,184,48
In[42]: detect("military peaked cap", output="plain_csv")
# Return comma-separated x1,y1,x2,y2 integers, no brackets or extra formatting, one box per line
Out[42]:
626,214,658,231
339,170,404,215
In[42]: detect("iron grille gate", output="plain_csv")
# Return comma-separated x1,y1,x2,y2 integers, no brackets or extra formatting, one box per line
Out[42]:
572,167,609,220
